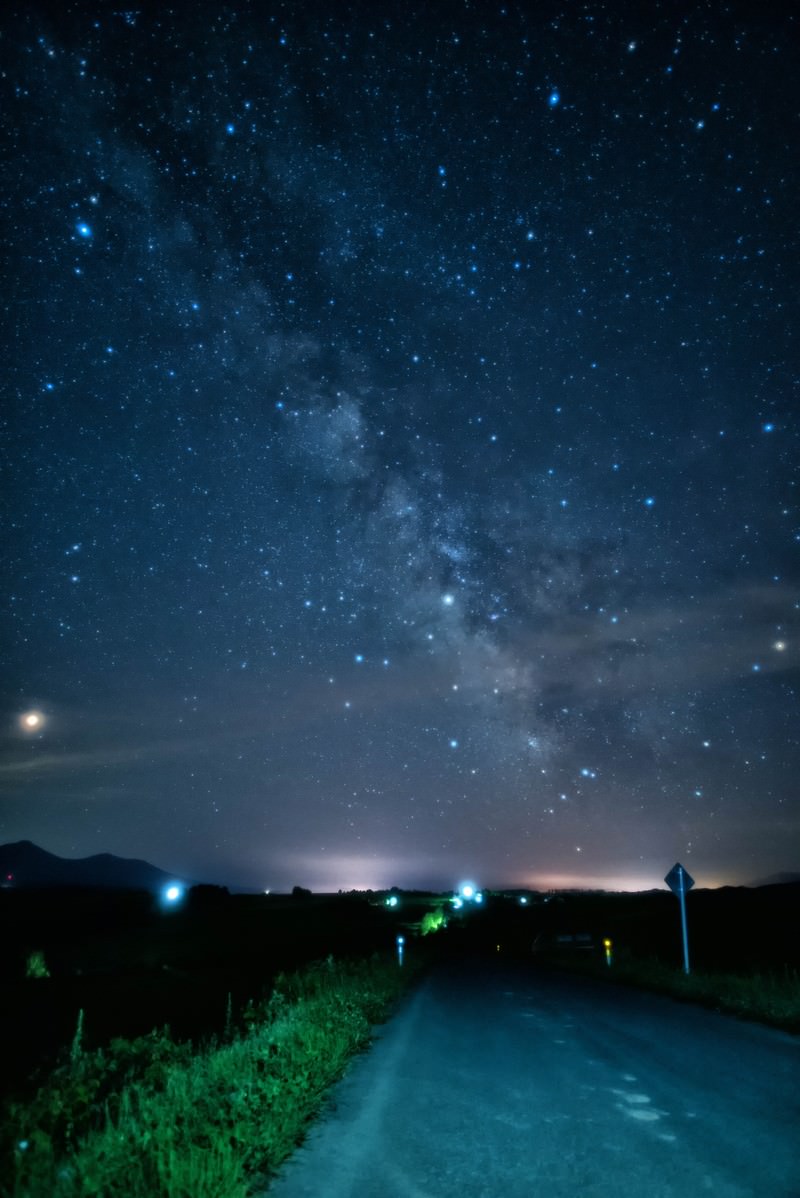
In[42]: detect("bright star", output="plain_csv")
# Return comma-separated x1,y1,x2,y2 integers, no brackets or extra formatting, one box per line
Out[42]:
19,710,45,732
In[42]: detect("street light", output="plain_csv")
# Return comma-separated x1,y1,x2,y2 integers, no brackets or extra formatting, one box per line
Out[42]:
161,883,184,908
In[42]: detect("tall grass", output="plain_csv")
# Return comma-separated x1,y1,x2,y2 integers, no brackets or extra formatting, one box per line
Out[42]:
547,951,800,1032
4,952,420,1198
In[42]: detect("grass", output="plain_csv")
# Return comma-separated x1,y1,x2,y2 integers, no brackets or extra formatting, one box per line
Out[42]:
546,951,800,1033
3,951,423,1198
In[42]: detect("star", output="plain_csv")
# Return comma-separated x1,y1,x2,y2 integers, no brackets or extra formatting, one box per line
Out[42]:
19,710,45,732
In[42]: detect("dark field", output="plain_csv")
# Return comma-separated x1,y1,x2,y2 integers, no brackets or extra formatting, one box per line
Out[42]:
2,882,798,1105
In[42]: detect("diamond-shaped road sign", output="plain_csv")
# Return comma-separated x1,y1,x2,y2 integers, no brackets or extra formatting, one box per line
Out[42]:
665,862,695,896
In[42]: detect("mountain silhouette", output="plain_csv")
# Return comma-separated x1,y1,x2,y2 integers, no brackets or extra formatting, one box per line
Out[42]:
746,871,800,888
0,840,191,892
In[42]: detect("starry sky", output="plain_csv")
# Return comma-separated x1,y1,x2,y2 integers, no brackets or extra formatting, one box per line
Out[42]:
2,1,798,893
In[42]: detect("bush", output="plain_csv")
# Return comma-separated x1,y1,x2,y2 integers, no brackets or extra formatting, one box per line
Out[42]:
24,952,50,980
4,952,421,1197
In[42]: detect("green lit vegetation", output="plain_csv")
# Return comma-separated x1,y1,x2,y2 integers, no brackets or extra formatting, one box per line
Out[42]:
24,951,50,980
3,953,422,1198
420,909,446,935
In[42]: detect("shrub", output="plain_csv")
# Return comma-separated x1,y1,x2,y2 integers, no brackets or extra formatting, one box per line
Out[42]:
5,952,421,1197
25,951,50,980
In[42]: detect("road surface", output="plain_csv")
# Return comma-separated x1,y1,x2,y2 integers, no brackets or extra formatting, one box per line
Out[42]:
264,957,799,1197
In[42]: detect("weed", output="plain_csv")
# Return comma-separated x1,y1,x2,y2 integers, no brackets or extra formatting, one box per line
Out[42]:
546,951,800,1033
4,951,422,1197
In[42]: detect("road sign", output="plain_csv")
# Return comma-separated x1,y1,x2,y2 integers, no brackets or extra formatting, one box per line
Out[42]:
664,863,694,974
664,863,695,895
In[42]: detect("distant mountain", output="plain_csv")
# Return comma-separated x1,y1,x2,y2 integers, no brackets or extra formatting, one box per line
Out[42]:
746,871,800,888
0,840,191,893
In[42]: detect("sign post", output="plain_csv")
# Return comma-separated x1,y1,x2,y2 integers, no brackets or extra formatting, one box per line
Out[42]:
664,862,694,975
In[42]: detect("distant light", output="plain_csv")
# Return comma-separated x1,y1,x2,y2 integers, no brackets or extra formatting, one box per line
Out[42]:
548,90,560,107
451,896,463,909
643,496,655,507
164,885,182,903
762,422,775,433
460,884,475,900
386,895,399,908
519,896,528,905
474,892,483,904
76,222,92,239
442,593,455,606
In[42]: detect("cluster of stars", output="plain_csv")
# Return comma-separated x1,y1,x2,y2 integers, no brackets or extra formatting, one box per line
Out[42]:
1,3,796,891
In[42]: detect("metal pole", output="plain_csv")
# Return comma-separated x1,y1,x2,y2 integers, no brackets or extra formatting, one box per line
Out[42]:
678,867,690,975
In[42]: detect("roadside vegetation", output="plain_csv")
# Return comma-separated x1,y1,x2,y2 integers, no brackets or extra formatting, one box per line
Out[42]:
2,952,423,1198
545,950,800,1033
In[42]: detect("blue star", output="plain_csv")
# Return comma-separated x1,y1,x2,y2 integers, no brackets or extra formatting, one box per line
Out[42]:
76,222,92,239
548,90,560,108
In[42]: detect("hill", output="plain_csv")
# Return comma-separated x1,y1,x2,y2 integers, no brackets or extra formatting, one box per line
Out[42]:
0,840,189,893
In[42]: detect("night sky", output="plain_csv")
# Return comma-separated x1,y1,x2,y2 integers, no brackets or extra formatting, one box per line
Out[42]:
3,1,798,894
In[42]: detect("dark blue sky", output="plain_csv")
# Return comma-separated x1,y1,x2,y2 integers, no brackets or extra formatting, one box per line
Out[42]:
2,0,797,891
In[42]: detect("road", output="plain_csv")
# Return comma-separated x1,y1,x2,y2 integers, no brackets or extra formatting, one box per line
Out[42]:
264,957,800,1198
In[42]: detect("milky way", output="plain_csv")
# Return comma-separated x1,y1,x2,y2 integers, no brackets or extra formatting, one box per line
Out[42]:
2,1,798,891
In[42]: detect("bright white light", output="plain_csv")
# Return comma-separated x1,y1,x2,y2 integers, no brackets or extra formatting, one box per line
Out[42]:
164,885,182,903
460,884,475,900
474,892,483,904
442,593,455,606
19,710,45,733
